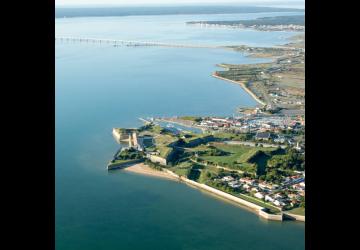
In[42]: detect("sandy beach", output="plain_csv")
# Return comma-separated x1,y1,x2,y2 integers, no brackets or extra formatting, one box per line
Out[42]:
124,163,179,181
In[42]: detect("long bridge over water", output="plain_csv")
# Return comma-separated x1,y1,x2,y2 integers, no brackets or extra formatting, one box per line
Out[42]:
55,36,224,49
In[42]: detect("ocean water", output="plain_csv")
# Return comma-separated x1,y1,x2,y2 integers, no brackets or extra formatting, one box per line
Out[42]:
56,12,302,47
56,12,304,250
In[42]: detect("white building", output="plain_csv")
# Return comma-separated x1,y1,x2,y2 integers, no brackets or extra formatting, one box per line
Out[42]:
240,178,255,185
273,199,286,207
228,181,241,188
265,195,274,202
222,176,234,182
274,193,283,199
254,192,264,199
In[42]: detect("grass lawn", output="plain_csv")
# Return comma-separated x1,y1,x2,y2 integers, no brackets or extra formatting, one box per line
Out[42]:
287,207,305,216
212,132,236,140
157,146,173,158
180,116,201,122
149,125,164,134
196,166,220,183
182,133,213,145
153,133,178,146
200,143,276,172
168,160,193,176
237,193,280,213
184,144,210,152
212,132,251,141
171,167,189,177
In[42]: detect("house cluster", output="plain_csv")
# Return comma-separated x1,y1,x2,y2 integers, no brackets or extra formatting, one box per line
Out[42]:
186,22,304,32
215,174,305,210
254,24,305,32
198,115,303,133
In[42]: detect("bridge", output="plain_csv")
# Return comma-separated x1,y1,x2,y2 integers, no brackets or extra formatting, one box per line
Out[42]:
55,36,225,49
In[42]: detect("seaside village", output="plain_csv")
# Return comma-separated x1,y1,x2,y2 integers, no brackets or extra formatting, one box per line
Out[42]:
108,110,305,217
197,114,304,151
161,107,305,152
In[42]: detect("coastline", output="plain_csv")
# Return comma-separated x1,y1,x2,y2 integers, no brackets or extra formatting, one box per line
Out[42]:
156,118,206,133
212,73,266,106
113,34,304,223
124,163,179,181
121,163,305,222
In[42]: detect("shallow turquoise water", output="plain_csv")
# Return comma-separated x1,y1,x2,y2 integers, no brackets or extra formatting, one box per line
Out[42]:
56,13,304,250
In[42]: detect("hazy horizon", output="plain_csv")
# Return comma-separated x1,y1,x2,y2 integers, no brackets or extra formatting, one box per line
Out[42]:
55,0,305,9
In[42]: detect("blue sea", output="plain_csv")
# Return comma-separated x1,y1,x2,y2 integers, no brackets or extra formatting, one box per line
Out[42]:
56,11,304,250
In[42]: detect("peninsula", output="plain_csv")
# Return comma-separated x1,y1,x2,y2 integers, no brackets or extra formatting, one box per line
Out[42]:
107,19,305,223
108,119,305,222
218,33,305,115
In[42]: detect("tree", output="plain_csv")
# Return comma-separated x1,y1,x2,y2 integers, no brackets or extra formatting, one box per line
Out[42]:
206,171,212,178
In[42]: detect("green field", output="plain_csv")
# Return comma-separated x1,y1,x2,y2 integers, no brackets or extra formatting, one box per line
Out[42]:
157,146,173,158
199,143,276,173
151,132,178,159
236,193,280,213
180,116,202,122
153,133,177,145
287,207,305,216
169,161,193,176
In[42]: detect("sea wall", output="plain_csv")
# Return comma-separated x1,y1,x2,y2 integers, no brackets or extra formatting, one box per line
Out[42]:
177,177,284,220
112,128,121,142
259,209,283,221
283,212,305,222
179,176,262,207
107,159,144,170
162,168,305,222
112,128,136,143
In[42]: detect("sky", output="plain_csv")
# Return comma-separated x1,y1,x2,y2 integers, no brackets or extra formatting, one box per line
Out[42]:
55,0,304,8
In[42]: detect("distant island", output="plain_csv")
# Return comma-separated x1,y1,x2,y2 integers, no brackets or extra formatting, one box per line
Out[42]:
55,6,304,18
187,15,305,31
